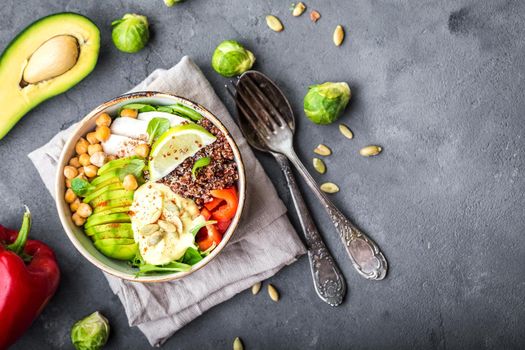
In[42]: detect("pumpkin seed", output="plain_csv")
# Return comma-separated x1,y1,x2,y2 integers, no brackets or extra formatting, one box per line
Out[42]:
333,25,345,46
140,223,159,235
293,2,306,16
313,158,326,174
339,124,353,139
251,282,262,295
147,231,164,246
158,220,176,233
233,337,244,350
314,144,331,156
268,284,279,302
359,145,382,157
266,15,284,32
320,182,339,194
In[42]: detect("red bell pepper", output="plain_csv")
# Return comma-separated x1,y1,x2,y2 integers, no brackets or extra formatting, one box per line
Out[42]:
196,224,222,251
0,208,60,349
210,187,238,222
216,219,232,234
204,197,223,211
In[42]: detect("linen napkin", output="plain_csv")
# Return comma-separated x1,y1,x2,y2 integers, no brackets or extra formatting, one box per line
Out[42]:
28,56,306,347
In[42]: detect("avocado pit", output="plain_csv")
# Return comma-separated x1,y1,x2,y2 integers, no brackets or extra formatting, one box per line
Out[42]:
22,35,79,84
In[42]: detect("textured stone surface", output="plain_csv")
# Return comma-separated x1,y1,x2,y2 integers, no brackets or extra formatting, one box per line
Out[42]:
1,0,524,349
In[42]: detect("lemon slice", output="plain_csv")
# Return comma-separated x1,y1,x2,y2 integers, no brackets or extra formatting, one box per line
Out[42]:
149,124,216,181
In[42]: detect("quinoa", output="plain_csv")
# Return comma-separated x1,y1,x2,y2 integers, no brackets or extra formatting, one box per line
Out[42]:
159,118,238,207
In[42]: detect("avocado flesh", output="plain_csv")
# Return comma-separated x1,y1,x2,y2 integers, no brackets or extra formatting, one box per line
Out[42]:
95,238,136,246
85,222,132,236
94,241,137,261
89,190,134,207
84,213,131,229
92,228,134,240
90,206,130,218
0,13,100,140
93,197,133,213
98,156,138,176
92,177,121,192
83,183,124,203
90,169,120,186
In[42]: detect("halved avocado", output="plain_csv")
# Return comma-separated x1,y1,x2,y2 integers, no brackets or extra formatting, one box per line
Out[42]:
0,13,100,139
84,213,131,229
98,156,139,176
85,222,132,236
92,229,134,241
94,241,137,261
90,190,134,207
83,183,124,203
94,198,134,213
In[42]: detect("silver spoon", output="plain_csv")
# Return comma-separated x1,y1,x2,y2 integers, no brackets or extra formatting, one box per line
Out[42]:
230,71,388,280
227,82,346,307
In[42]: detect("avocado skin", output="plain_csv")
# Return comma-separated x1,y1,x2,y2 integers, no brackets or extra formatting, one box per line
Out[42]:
94,241,137,261
85,222,132,236
0,12,100,140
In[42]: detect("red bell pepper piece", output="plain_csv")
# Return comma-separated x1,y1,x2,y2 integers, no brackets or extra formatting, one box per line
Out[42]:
210,187,238,222
200,207,212,220
196,224,222,251
0,208,60,349
204,197,223,211
216,219,232,234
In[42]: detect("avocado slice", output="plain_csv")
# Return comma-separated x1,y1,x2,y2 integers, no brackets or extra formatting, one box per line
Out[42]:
91,228,134,241
98,156,139,176
95,238,135,245
92,176,121,192
90,206,130,218
94,241,137,261
89,190,134,207
83,183,124,204
90,170,120,187
85,222,132,236
93,197,133,213
0,13,100,139
84,213,131,229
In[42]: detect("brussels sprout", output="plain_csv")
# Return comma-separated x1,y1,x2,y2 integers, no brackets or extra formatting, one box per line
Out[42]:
111,14,150,53
71,311,110,350
211,40,256,77
164,0,185,6
303,82,351,125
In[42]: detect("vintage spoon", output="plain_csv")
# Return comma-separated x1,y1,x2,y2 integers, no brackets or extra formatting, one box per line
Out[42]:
230,71,388,280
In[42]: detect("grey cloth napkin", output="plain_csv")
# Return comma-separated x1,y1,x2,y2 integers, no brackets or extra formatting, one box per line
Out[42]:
28,56,306,347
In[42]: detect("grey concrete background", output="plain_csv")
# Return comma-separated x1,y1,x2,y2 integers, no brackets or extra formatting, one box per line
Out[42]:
1,0,524,349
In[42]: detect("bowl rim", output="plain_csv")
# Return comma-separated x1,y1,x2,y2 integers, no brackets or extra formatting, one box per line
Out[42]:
55,91,246,283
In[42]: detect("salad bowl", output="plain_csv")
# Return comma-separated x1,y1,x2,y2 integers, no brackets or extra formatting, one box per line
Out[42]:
55,91,246,282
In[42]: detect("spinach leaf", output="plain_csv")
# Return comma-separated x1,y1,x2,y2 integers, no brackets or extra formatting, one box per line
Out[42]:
190,220,217,236
191,157,211,180
120,103,156,113
70,177,96,197
182,247,204,265
166,103,203,121
146,117,170,144
134,261,192,277
117,159,146,181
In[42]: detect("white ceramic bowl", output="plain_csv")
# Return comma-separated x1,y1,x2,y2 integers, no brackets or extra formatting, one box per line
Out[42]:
55,92,246,282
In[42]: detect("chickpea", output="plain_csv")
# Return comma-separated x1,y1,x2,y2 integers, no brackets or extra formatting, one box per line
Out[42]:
86,131,99,145
90,152,107,167
79,153,91,167
76,203,93,218
77,167,85,176
87,143,103,156
134,143,150,158
75,174,88,182
107,154,117,162
75,138,89,155
64,165,78,179
70,198,81,212
66,178,72,188
95,125,111,142
64,188,77,203
69,157,81,168
72,213,86,226
84,165,98,178
123,174,138,191
96,112,112,127
120,108,138,118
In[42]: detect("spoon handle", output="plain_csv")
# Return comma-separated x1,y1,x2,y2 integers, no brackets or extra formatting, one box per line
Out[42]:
273,153,346,306
285,150,388,280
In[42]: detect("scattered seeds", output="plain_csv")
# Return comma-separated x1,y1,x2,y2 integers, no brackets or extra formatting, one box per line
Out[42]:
333,25,345,46
266,15,284,32
320,182,339,193
268,284,280,302
233,337,244,350
310,10,321,23
314,144,332,156
251,282,262,295
339,124,353,139
293,2,306,16
359,145,382,157
313,158,326,174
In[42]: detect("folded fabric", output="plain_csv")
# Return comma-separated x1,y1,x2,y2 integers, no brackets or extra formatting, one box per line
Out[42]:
28,56,306,347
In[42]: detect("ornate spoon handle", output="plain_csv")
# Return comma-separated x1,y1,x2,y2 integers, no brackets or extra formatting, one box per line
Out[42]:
273,153,346,306
285,150,388,280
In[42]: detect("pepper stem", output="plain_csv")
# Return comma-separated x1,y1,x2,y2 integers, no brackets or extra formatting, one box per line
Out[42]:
7,206,32,255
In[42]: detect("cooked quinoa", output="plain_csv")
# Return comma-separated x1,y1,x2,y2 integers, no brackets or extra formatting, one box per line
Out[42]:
159,118,238,207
